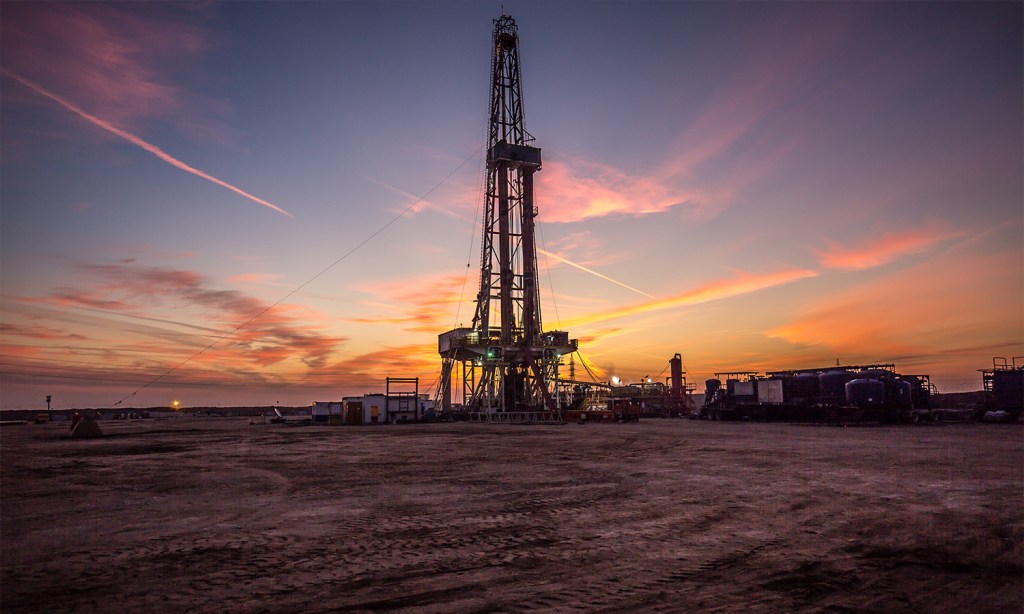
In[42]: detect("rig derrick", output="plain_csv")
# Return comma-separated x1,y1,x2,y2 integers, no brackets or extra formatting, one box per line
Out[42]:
437,14,577,420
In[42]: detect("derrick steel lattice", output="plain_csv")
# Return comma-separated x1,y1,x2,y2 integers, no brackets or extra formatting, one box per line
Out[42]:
438,14,577,416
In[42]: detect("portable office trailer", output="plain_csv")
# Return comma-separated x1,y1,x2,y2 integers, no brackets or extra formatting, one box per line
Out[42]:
342,394,387,424
336,393,434,424
311,401,342,423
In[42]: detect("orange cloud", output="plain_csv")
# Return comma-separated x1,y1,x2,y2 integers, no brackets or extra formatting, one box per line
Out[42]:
564,268,819,329
353,271,468,333
328,344,438,377
39,261,347,373
817,224,959,270
766,245,1023,385
570,350,609,383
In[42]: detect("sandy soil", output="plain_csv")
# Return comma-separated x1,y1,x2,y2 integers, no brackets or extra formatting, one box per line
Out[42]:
2,418,1021,613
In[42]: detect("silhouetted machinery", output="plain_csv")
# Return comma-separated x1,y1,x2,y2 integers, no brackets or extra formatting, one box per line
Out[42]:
437,14,577,420
980,357,1023,422
699,363,935,423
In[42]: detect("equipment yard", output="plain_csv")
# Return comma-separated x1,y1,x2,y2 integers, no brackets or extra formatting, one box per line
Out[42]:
2,419,1021,613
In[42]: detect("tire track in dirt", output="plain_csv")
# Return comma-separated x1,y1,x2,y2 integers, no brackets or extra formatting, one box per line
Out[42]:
511,507,834,612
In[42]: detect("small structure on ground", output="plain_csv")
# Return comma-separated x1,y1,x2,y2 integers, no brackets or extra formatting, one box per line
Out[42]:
70,417,102,438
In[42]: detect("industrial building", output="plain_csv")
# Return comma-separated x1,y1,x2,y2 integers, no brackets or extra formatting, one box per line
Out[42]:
340,394,433,424
314,377,431,424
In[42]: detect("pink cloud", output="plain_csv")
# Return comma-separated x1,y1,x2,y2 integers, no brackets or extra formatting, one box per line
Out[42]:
1,3,235,144
0,323,85,342
817,224,960,270
542,230,607,263
533,16,861,226
50,290,137,312
43,261,347,370
538,157,711,224
2,69,292,217
425,34,832,228
228,273,284,284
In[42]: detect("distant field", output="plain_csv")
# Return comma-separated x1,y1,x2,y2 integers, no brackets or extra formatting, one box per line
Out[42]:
0,407,310,421
2,419,1021,612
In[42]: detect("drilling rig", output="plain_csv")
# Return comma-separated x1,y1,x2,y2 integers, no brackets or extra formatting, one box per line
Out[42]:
437,14,577,419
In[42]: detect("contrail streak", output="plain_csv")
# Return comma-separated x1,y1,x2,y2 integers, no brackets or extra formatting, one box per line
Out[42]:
2,68,292,217
538,248,656,299
363,175,474,224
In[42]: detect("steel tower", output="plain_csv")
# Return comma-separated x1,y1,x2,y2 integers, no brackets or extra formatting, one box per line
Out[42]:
438,14,577,416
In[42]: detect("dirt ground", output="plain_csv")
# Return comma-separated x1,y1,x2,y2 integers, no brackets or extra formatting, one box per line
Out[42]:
2,418,1021,613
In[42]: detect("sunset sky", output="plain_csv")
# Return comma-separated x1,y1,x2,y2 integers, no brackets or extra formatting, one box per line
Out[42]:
2,2,1021,410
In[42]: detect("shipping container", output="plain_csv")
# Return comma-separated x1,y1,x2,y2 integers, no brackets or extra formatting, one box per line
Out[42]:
757,379,784,404
734,381,755,396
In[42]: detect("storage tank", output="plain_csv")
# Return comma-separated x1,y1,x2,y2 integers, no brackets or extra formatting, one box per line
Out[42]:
670,354,684,398
846,378,885,407
992,369,1024,413
819,370,855,403
894,379,914,409
791,373,819,402
705,379,721,397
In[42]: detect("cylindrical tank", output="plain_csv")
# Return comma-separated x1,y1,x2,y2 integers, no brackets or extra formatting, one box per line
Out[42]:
705,379,721,397
846,378,886,407
819,370,855,402
791,373,819,402
992,369,1024,413
670,354,684,398
726,379,739,395
894,379,914,409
